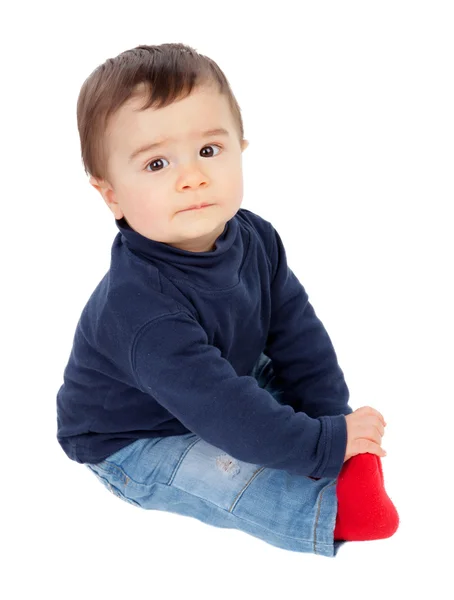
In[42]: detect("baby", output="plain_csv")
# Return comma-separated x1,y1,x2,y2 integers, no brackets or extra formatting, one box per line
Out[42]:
56,42,399,557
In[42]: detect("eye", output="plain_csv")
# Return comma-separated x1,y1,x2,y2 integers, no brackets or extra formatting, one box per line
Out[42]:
144,144,222,173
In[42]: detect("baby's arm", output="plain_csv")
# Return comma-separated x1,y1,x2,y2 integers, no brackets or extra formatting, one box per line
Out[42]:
264,225,353,420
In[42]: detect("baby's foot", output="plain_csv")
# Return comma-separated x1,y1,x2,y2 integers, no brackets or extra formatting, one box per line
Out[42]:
334,453,399,542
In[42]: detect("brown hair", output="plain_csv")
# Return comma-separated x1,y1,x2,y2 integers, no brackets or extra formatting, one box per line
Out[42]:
76,42,245,185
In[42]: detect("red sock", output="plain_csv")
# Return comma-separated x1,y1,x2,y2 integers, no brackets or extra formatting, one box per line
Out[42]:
333,453,400,541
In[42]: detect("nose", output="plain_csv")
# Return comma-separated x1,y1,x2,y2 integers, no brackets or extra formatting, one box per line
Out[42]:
178,165,209,190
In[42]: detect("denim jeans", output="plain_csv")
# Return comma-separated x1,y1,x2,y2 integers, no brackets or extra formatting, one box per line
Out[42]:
85,352,346,557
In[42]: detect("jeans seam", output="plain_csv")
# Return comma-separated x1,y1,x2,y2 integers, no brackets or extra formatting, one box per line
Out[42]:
167,437,201,486
313,480,337,554
162,483,333,548
228,466,266,512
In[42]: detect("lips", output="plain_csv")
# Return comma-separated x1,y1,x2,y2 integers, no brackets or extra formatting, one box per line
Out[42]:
180,203,212,212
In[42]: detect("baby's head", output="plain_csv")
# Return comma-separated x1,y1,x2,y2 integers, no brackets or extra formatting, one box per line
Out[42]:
78,42,249,252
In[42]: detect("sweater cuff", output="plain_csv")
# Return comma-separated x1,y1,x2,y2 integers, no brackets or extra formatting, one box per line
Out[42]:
313,414,348,479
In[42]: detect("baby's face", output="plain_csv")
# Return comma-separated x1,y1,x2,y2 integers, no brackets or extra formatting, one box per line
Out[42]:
90,83,248,252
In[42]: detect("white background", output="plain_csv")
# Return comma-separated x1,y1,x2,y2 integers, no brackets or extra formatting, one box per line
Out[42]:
2,0,453,597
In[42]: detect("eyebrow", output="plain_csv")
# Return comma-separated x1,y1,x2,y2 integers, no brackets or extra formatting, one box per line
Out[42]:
128,127,230,162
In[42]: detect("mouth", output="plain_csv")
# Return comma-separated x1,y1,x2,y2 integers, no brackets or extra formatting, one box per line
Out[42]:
179,203,214,212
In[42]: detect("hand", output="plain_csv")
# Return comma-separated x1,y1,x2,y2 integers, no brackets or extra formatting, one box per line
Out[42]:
344,406,387,463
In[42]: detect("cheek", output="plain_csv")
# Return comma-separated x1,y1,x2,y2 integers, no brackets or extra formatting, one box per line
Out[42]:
229,171,244,196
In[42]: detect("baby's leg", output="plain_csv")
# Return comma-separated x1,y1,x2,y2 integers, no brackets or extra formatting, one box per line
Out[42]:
334,453,400,541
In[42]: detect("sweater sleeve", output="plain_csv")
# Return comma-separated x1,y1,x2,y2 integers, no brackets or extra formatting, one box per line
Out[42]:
132,311,347,479
265,225,354,421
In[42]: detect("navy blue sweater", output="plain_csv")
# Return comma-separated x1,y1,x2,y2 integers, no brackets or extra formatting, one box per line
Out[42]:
56,208,353,478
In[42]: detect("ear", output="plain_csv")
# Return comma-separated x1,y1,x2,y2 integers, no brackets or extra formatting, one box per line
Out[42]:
241,139,249,152
89,176,106,194
89,176,123,220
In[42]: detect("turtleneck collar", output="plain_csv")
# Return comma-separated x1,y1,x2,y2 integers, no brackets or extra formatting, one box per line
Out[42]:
115,213,243,289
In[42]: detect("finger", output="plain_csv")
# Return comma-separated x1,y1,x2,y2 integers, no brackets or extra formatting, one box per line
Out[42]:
367,426,383,447
362,418,384,441
359,439,387,457
375,420,385,437
362,406,386,428
372,408,386,428
375,445,387,457
373,422,385,440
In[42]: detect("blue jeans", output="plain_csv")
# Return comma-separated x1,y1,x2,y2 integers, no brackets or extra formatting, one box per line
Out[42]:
85,353,346,557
